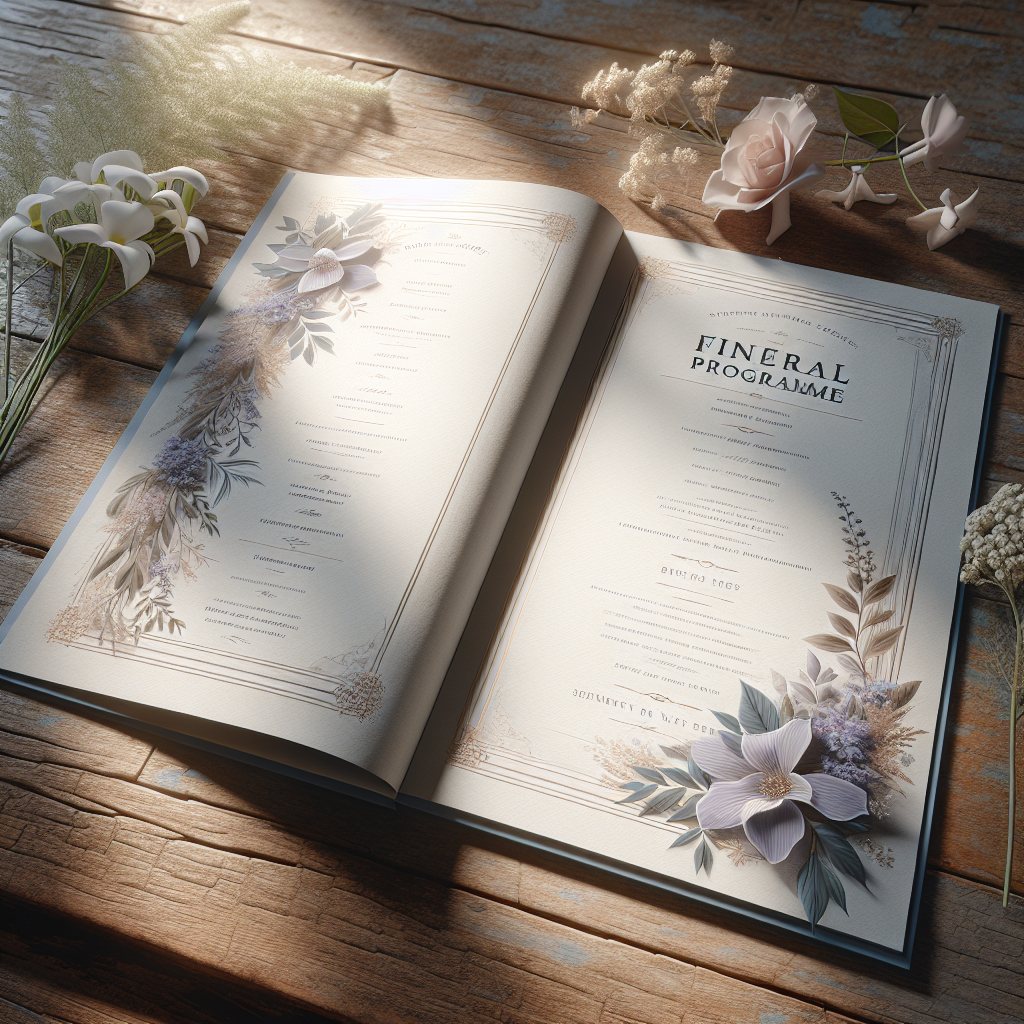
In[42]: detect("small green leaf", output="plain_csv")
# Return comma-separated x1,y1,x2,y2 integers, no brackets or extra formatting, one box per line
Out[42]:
616,784,658,805
633,766,667,785
833,87,899,148
813,822,867,885
797,849,830,924
670,826,703,848
662,766,697,788
639,787,689,817
694,837,714,876
666,793,702,822
738,680,781,734
712,710,741,734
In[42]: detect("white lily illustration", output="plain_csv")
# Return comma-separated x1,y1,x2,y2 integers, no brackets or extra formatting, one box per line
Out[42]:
692,717,868,864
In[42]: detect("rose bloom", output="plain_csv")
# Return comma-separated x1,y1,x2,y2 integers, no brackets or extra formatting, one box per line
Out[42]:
702,96,825,245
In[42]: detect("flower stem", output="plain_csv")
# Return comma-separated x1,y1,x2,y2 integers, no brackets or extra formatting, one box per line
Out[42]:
895,136,929,212
1003,583,1021,908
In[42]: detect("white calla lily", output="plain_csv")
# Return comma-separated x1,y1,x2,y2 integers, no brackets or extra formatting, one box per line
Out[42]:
151,166,209,197
55,199,156,288
149,192,208,266
0,213,63,265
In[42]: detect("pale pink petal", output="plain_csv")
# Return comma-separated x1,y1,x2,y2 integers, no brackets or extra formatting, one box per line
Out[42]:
804,773,869,820
742,718,812,775
742,800,806,864
691,734,752,781
695,774,766,829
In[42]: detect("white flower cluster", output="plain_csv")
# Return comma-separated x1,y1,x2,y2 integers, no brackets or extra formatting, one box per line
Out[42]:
0,150,208,289
960,482,1024,588
618,137,698,210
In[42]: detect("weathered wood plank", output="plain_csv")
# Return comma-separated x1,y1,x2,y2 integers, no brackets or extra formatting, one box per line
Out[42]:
0,696,1018,1023
0,773,847,1024
0,893,347,1024
69,0,1024,181
0,543,42,624
0,337,156,550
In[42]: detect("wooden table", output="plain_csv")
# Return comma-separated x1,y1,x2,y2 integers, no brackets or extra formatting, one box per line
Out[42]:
1,2,1021,1021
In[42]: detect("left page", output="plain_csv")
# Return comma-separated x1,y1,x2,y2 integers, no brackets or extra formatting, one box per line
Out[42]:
0,174,623,793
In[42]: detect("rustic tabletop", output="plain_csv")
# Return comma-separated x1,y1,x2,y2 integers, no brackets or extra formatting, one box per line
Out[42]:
1,1,1022,1022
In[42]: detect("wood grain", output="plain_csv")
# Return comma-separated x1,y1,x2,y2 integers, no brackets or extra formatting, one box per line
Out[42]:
0,680,1019,1024
0,0,1021,1020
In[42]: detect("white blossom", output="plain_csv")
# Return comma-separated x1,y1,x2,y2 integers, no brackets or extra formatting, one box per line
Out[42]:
906,187,979,250
961,483,1024,589
702,95,824,244
817,166,897,210
901,94,970,172
55,200,157,289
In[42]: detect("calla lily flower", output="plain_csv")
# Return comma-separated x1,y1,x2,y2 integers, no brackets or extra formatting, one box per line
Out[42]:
692,717,867,864
70,150,207,205
0,213,62,265
906,187,980,250
55,200,156,289
901,95,970,172
150,189,208,266
817,166,897,211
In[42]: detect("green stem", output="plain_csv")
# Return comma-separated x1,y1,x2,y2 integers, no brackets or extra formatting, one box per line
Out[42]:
1003,584,1021,908
824,152,905,167
0,248,113,469
895,136,929,212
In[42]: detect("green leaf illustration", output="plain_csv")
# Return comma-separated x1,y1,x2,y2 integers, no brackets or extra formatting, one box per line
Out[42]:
662,766,697,788
670,826,703,848
694,837,714,876
633,766,667,785
833,86,899,148
711,710,742,734
616,784,658,804
666,793,702,822
813,822,867,885
640,786,689,816
797,849,831,924
738,679,781,734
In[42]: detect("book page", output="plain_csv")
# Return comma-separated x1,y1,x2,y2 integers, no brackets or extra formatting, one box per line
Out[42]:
0,175,623,793
416,231,999,953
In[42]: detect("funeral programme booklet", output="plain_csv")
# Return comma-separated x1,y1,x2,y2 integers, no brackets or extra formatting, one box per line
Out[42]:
0,173,1001,963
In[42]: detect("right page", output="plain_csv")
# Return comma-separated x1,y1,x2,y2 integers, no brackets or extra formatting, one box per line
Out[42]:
416,231,1000,956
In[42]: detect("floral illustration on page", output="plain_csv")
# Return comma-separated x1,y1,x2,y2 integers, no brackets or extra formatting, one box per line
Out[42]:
47,200,389,717
606,492,924,924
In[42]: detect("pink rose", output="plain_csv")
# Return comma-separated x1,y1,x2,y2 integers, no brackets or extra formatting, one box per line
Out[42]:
702,96,825,244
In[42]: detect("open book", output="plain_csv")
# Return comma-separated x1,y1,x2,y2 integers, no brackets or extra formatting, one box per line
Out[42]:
0,174,1001,965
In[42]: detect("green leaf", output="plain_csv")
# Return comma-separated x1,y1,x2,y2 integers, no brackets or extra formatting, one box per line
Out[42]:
813,823,867,885
666,793,702,822
694,837,714,876
639,787,689,817
821,859,848,914
711,710,741,734
738,680,781,734
616,784,658,804
662,766,697,788
633,766,667,785
687,754,709,790
833,87,899,148
670,826,703,848
797,849,830,925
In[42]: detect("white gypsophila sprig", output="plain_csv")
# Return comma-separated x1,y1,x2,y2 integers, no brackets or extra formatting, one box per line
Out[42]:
961,483,1024,588
0,2,389,218
618,138,698,210
960,480,1024,909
